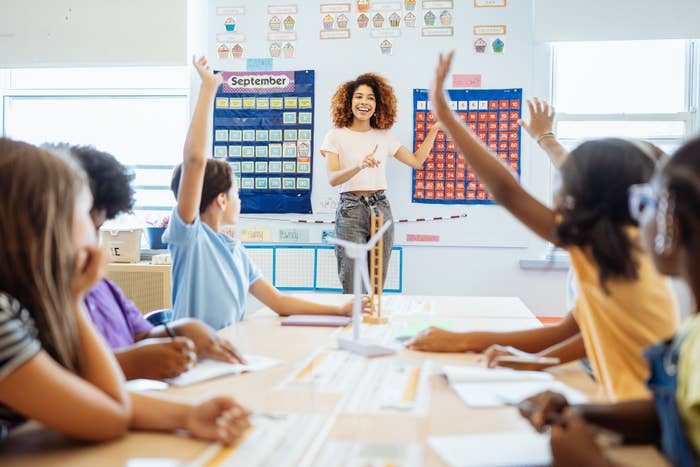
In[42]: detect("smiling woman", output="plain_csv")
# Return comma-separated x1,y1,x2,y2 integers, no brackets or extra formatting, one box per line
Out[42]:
320,73,440,293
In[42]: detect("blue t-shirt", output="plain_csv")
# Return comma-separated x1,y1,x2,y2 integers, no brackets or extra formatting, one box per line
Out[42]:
163,209,262,330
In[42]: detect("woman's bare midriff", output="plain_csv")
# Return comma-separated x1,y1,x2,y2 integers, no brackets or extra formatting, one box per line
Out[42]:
348,190,379,196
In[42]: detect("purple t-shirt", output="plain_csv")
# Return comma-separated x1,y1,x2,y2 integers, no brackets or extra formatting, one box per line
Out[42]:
85,279,154,349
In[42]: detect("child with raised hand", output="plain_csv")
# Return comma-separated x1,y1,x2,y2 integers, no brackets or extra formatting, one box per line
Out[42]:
521,136,700,467
408,51,677,403
48,143,245,381
0,138,249,444
519,97,568,168
164,57,353,330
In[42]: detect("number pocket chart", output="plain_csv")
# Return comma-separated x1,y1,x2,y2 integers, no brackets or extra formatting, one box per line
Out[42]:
412,88,522,205
213,70,314,213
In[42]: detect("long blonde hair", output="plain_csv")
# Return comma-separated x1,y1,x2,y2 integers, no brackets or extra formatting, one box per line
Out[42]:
0,138,85,372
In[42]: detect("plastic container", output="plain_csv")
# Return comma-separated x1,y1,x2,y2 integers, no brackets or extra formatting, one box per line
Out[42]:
100,228,143,263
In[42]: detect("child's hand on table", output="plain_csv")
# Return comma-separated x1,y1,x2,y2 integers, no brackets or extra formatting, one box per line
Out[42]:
186,396,251,444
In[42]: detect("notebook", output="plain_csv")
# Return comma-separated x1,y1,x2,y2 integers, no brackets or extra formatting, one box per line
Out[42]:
442,364,587,408
166,355,280,387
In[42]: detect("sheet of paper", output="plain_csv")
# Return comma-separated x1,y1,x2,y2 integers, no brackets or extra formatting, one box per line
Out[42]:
277,348,366,393
381,295,433,315
344,360,432,415
451,380,588,408
189,414,324,467
442,365,554,384
312,442,423,467
428,431,551,467
334,322,400,346
167,355,280,387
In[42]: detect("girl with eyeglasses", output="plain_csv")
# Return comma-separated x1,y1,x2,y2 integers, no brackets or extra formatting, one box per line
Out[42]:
520,136,700,467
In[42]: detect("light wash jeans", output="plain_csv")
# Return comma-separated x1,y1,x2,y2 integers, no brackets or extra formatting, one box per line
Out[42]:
334,191,394,294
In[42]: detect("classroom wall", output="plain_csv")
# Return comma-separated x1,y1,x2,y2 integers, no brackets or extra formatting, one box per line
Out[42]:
0,0,568,315
0,0,187,67
196,0,570,315
535,0,700,42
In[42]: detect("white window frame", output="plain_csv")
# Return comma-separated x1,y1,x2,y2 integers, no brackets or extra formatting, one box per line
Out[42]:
551,40,698,153
0,68,189,215
523,39,699,268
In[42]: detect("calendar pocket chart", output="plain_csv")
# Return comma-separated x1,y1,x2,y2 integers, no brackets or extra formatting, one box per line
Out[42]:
213,70,314,213
412,88,522,205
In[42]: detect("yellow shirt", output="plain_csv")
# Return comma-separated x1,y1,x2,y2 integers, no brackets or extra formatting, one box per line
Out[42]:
677,313,700,454
569,231,677,402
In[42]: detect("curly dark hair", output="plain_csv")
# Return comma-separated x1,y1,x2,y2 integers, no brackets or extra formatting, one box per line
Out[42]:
660,136,700,251
555,138,657,291
330,73,397,129
43,143,135,220
170,159,233,214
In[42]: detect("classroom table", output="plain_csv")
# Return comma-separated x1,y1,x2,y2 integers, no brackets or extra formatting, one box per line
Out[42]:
1,294,669,467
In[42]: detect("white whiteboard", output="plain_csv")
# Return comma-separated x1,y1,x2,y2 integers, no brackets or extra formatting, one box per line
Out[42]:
0,0,187,67
206,0,536,247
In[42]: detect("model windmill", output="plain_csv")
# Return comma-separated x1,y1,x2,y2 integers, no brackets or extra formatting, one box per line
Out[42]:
328,219,395,357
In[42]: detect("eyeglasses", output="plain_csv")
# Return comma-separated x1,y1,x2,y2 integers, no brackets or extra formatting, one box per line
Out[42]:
628,183,658,223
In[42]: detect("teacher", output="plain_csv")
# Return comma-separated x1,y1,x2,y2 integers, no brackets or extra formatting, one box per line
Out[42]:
320,73,440,293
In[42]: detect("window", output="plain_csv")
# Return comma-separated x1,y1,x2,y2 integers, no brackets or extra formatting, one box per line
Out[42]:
539,39,698,265
552,40,697,154
1,67,189,222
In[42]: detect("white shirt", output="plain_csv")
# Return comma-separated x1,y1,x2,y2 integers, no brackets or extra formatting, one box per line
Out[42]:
320,127,402,193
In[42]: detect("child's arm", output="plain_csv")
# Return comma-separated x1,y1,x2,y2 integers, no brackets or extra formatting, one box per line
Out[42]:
176,56,223,224
0,350,131,441
0,247,131,441
129,393,250,445
249,278,353,316
431,52,559,244
407,310,580,353
483,333,586,371
519,98,568,168
521,391,660,444
550,410,619,467
142,319,245,364
323,145,380,187
114,337,196,380
394,123,441,168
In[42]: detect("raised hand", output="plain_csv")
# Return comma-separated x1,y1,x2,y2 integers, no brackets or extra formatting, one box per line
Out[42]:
429,51,456,124
192,55,223,89
519,97,555,139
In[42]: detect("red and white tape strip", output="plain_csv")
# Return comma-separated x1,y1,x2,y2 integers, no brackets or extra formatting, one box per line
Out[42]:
244,213,468,225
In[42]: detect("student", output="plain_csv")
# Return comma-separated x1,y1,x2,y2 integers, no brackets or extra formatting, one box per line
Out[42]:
164,57,353,330
0,138,249,443
521,136,700,467
321,73,440,293
408,51,677,402
49,143,244,380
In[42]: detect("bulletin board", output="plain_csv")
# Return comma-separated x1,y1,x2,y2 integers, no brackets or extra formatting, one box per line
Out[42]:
212,70,314,213
412,88,522,204
206,0,537,248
